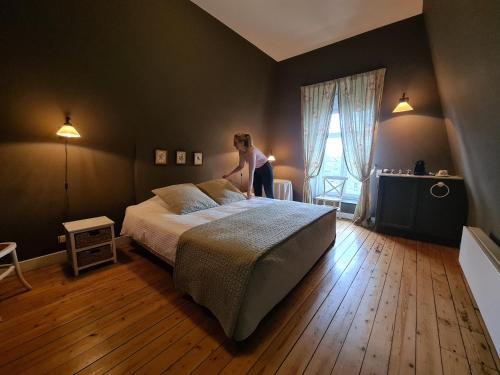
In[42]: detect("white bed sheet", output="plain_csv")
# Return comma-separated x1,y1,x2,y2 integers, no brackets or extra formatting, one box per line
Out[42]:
121,196,274,264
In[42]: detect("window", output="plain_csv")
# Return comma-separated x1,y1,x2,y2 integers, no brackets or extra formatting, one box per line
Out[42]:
314,111,362,201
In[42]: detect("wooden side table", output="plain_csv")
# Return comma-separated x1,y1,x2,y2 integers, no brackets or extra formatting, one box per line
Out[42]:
63,216,117,276
0,242,32,290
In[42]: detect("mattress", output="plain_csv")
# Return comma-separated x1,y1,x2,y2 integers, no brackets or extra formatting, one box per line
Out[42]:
121,196,274,264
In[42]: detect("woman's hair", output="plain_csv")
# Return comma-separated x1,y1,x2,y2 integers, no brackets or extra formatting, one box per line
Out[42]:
233,133,253,150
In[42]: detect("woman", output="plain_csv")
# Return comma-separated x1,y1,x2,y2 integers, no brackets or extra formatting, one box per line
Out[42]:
223,133,274,199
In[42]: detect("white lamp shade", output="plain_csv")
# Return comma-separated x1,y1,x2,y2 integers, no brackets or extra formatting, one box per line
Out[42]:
268,154,276,162
393,93,414,113
393,101,414,113
56,124,81,138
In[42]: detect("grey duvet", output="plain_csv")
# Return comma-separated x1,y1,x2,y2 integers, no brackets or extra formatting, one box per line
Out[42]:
173,200,336,340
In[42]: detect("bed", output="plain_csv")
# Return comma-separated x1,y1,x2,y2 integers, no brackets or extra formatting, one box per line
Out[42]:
121,195,336,340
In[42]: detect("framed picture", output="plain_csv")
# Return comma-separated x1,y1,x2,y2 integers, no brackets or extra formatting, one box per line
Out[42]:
154,149,167,165
193,151,203,166
175,150,187,165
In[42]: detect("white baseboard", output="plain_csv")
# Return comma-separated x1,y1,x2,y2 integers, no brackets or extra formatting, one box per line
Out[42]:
10,235,132,275
18,250,67,273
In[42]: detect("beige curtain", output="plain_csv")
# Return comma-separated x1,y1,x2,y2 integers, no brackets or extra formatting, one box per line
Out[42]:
301,80,337,203
337,68,385,225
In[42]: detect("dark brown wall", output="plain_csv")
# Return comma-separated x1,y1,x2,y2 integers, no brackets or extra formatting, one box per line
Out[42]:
269,16,454,206
423,0,500,238
0,0,275,259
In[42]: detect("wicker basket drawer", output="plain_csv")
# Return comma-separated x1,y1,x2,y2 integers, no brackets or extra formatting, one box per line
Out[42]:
77,244,113,268
74,227,112,249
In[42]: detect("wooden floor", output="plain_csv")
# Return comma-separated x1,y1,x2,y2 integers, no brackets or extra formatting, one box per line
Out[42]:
1,220,499,375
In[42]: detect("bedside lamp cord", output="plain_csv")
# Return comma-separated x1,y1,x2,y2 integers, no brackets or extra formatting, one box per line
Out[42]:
65,138,69,191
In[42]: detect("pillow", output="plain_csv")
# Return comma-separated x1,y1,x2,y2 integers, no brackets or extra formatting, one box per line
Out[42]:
152,183,219,214
197,179,246,205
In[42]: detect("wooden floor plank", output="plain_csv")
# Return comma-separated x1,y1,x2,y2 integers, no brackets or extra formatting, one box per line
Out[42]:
163,328,226,375
462,273,500,372
189,344,235,375
244,229,375,375
76,301,196,375
2,284,176,374
277,232,383,374
330,236,397,375
359,237,406,375
442,349,471,375
1,225,498,375
440,247,483,333
0,256,156,320
388,239,418,375
440,245,498,372
0,258,165,343
415,241,443,375
0,263,66,300
461,326,498,371
49,297,194,374
106,308,209,374
134,316,222,374
0,269,168,365
470,362,500,375
428,243,468,358
474,304,500,372
303,234,388,375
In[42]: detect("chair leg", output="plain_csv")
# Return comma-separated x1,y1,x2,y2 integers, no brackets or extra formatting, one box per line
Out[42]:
12,249,32,290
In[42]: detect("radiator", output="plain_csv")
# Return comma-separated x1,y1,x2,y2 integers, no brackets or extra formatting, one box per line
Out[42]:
459,226,500,355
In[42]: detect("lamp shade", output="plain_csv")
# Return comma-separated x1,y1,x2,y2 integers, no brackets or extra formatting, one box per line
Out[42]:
393,93,414,113
56,116,81,138
268,153,276,162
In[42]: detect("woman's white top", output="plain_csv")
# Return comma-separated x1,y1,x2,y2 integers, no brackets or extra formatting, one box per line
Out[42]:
240,147,268,169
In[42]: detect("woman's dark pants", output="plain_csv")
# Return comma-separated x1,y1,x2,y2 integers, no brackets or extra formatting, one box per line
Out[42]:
253,161,274,199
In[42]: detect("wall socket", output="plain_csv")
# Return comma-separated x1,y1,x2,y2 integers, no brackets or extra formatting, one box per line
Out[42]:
58,235,66,244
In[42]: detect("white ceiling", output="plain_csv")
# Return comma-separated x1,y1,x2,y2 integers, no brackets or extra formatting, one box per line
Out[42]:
191,0,423,61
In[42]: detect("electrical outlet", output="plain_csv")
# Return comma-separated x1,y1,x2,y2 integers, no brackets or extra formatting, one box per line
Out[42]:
58,235,66,244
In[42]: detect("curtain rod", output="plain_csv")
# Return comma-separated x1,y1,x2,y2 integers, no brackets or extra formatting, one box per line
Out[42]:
301,66,386,88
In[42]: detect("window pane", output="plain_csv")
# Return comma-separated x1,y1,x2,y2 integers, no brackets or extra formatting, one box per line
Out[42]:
314,110,361,201
329,112,341,134
322,137,342,176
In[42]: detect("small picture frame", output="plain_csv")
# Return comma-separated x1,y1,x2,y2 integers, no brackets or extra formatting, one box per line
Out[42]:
154,149,167,165
193,151,203,166
175,150,187,165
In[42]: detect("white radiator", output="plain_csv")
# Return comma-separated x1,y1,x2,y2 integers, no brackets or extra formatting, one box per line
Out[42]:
459,226,500,355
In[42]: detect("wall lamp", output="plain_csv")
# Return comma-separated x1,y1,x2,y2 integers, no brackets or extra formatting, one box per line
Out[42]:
268,150,276,162
57,115,80,191
393,92,414,113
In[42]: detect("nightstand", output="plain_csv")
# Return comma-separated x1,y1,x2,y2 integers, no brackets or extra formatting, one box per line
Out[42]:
63,216,117,276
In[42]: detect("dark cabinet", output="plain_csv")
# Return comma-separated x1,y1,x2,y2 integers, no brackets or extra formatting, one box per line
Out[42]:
375,175,468,246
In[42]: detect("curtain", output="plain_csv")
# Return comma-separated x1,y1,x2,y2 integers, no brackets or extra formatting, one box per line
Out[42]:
337,68,385,226
301,80,337,203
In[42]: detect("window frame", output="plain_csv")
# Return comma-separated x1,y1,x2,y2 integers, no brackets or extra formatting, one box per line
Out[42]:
320,111,361,202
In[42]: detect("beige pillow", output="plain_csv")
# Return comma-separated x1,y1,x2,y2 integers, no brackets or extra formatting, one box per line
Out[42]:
152,183,219,214
197,179,245,205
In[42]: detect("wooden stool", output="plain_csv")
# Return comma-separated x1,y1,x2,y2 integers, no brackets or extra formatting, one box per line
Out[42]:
0,242,32,290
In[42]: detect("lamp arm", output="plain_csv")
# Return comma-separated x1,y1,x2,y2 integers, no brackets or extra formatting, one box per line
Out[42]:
65,138,69,191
